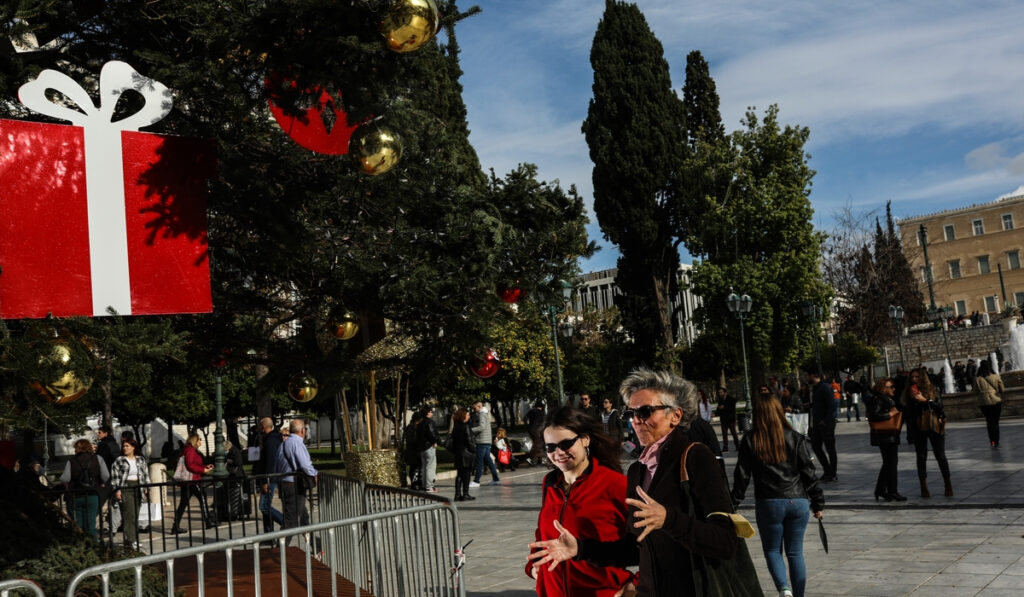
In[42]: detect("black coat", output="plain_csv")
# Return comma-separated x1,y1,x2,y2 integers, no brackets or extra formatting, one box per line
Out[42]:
416,417,440,451
450,421,476,469
867,392,901,446
578,426,738,597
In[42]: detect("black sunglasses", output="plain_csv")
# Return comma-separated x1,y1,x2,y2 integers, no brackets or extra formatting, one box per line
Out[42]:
544,435,581,454
620,405,673,422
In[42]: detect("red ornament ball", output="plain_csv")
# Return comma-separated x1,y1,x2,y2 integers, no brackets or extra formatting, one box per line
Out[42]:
497,284,524,303
470,348,501,379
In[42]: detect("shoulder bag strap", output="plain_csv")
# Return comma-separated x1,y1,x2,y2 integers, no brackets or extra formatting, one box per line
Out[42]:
678,441,697,482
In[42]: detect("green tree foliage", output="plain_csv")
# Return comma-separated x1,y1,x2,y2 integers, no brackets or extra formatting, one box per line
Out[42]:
0,1,592,434
582,0,688,367
686,106,828,378
806,332,880,379
562,306,636,397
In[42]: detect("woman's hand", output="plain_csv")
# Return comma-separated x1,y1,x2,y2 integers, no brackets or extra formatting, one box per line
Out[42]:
115,490,122,501
813,510,823,519
527,520,579,571
625,486,667,542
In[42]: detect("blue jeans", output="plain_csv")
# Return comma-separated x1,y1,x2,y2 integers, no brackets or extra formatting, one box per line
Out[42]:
755,498,810,597
474,444,499,483
259,481,283,532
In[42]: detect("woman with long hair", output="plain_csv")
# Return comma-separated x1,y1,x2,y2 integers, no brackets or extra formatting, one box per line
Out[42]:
170,433,216,533
732,387,824,597
902,367,952,497
525,406,633,596
110,438,150,549
867,378,906,501
974,359,1005,447
451,408,476,501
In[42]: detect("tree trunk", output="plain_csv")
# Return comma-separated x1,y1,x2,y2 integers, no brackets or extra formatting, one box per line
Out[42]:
652,272,675,367
254,363,271,419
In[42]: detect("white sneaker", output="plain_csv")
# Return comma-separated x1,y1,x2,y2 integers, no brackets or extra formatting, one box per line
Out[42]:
779,589,793,597
468,481,480,488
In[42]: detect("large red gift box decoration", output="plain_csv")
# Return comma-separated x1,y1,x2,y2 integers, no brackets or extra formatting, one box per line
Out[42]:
0,61,216,318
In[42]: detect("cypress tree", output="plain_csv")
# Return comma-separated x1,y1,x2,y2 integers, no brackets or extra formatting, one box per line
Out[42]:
582,0,688,367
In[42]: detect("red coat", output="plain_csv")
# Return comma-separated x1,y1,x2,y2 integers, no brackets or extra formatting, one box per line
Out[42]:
183,444,206,480
529,459,634,597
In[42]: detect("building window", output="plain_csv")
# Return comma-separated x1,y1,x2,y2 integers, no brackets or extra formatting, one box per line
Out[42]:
1015,292,1024,308
944,224,955,241
920,265,932,283
955,300,967,315
985,295,999,312
973,219,985,235
978,255,990,275
1010,251,1021,270
948,260,961,279
1003,213,1015,230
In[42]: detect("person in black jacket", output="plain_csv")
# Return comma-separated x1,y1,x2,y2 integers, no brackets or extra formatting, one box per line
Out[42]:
867,378,906,501
732,390,824,597
450,408,476,501
808,371,838,482
529,368,751,597
416,407,440,493
252,417,283,533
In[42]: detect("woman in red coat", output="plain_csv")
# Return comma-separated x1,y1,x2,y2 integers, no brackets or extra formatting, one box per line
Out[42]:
170,433,217,533
527,406,633,596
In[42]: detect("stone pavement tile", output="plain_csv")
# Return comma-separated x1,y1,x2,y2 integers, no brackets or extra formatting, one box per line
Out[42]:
975,589,1024,597
985,573,1024,588
923,572,998,587
907,586,981,597
940,561,1012,575
833,585,926,597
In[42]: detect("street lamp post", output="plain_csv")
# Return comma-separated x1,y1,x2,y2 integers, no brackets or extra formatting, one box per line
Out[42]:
888,305,906,369
211,362,228,479
800,301,823,376
927,305,954,368
548,281,574,405
726,292,753,405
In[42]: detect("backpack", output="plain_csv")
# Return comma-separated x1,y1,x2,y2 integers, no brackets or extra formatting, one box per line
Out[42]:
173,454,192,481
70,454,98,490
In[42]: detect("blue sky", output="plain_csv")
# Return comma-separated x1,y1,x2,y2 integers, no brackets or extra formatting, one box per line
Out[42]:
454,0,1024,272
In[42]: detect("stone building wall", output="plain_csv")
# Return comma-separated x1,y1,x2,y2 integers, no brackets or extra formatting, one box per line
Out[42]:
882,321,1014,368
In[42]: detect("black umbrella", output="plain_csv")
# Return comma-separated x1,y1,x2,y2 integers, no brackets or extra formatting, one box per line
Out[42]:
818,518,829,554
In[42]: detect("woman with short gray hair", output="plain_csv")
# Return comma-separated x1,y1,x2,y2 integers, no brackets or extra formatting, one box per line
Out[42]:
530,368,760,596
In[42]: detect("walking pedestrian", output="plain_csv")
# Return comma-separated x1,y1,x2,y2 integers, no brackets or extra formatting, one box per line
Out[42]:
526,401,547,466
716,387,739,451
61,438,109,540
974,360,1004,447
278,419,318,538
526,406,634,596
252,417,284,533
529,369,761,597
470,401,500,486
732,390,824,597
110,438,149,549
807,371,838,482
599,396,624,443
170,433,217,533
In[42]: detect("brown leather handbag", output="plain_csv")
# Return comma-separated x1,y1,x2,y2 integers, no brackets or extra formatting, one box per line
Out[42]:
869,408,903,433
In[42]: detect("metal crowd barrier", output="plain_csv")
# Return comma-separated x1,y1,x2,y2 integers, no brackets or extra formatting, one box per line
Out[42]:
0,580,44,597
15,473,465,597
39,471,313,552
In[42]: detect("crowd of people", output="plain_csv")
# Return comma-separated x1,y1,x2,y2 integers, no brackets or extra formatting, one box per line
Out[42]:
18,416,320,551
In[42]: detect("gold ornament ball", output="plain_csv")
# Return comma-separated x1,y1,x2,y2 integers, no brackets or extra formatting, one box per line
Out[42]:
329,311,360,341
31,342,91,405
288,373,319,403
350,124,402,176
381,0,440,53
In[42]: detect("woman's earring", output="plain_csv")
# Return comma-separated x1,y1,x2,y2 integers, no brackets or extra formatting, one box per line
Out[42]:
585,445,590,457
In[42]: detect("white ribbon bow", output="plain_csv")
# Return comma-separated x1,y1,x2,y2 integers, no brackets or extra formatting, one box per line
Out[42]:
17,61,173,316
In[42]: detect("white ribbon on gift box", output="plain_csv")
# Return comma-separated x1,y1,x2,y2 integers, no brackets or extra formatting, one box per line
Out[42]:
18,61,173,316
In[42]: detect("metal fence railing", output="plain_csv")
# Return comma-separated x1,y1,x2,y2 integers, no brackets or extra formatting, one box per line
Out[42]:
13,473,465,597
0,580,44,597
39,471,314,552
